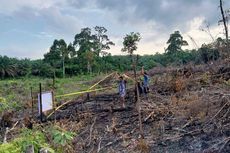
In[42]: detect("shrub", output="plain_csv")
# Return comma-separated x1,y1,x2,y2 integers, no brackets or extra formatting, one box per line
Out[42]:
0,129,54,153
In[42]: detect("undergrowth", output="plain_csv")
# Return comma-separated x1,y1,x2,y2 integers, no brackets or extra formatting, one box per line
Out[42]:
0,74,98,113
0,128,54,153
0,125,76,153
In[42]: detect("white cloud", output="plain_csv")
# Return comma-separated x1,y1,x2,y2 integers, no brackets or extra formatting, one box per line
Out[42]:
1,0,229,59
184,17,225,49
40,6,83,36
0,0,65,14
35,32,53,38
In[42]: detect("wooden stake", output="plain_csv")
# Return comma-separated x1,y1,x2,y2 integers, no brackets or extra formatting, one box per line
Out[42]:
30,87,34,118
53,72,55,89
39,83,43,122
133,54,144,138
87,93,90,100
52,90,56,123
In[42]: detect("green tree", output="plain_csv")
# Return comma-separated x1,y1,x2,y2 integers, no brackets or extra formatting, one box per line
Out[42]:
17,58,31,76
31,60,54,77
74,28,95,57
0,56,17,78
93,26,115,56
73,28,96,73
121,32,141,74
44,40,62,67
68,43,76,58
44,39,74,78
121,32,143,138
199,44,220,63
59,39,68,78
166,31,188,54
122,32,141,55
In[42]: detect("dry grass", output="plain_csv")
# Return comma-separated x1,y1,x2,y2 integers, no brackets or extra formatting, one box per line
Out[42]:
135,138,150,153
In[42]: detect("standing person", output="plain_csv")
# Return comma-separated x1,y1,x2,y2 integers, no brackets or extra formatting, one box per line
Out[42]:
118,76,126,108
141,66,150,94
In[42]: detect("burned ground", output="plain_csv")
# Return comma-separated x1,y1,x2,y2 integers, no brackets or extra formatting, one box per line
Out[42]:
46,63,230,152
1,62,230,153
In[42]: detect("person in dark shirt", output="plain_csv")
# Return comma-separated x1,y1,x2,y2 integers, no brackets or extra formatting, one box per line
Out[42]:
141,66,150,94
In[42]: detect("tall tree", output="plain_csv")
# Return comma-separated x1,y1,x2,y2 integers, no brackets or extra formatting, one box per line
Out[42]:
219,0,229,55
93,26,115,56
122,32,141,63
166,31,188,54
68,43,76,58
59,39,68,78
44,40,62,67
121,32,144,138
44,39,73,77
84,51,95,74
101,51,109,72
74,28,95,57
73,28,96,73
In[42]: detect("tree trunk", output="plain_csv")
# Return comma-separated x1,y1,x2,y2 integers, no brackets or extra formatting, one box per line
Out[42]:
105,58,107,73
132,54,144,138
87,61,92,74
220,0,229,56
62,57,65,78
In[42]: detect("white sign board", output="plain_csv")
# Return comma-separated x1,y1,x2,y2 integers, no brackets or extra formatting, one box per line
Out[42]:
38,91,53,114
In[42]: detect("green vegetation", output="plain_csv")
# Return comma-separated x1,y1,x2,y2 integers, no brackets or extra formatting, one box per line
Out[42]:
0,30,228,153
0,125,75,153
0,29,223,131
0,75,97,113
50,126,75,152
165,31,188,54
0,128,54,153
0,29,223,80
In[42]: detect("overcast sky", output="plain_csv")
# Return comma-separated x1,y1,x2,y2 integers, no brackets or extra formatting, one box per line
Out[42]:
0,0,229,59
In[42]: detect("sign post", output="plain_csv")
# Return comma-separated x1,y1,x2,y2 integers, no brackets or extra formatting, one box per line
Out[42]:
39,83,43,122
38,89,54,122
31,87,34,118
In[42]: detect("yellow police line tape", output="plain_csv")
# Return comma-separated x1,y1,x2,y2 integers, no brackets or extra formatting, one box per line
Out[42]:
89,72,115,90
53,72,116,98
46,72,135,119
55,86,113,98
46,72,117,119
47,86,114,119
123,74,135,81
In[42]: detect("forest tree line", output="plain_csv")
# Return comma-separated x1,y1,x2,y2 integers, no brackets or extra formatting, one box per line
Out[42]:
0,27,227,79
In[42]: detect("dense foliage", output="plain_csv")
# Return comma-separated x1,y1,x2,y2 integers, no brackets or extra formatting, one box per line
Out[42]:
0,29,223,79
0,129,54,153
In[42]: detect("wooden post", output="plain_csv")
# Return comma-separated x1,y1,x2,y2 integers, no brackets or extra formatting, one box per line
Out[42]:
31,87,34,118
134,54,144,139
87,93,90,101
53,72,55,89
52,72,56,123
52,90,56,123
39,83,43,122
